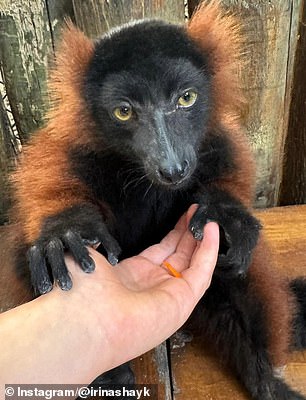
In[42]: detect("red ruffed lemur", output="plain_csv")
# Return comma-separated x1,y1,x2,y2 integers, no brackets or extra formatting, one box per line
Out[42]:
10,1,306,399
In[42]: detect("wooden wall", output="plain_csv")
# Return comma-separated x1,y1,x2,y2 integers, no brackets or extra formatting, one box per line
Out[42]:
279,1,306,206
0,0,305,223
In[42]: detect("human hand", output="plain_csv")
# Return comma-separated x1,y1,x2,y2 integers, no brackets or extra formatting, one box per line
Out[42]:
0,206,219,386
50,205,219,375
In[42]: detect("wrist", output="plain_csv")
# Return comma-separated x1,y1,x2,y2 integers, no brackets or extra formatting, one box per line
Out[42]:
42,281,112,382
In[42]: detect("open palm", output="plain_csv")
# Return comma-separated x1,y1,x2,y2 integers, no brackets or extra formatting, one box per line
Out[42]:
61,206,219,372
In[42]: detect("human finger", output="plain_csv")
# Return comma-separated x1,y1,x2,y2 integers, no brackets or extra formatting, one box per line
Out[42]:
182,222,219,298
139,212,188,264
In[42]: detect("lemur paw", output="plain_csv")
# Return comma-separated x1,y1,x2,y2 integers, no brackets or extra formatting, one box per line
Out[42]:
189,201,261,277
27,204,121,294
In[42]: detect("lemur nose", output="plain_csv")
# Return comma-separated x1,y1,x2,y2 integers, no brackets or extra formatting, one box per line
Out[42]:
158,160,189,184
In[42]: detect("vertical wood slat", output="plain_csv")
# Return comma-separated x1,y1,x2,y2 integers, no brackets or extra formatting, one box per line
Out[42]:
72,0,185,38
46,0,76,48
131,344,172,400
187,0,200,17
279,0,306,206
0,95,14,224
0,0,53,142
218,1,301,207
0,0,75,142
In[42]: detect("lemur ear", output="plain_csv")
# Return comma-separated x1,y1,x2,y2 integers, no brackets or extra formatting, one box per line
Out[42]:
187,0,245,122
49,20,94,102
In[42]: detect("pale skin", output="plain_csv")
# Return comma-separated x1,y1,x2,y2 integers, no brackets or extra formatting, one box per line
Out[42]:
0,206,219,393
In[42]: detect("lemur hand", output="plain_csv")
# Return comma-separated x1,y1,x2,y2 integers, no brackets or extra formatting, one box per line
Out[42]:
27,204,121,294
189,190,261,277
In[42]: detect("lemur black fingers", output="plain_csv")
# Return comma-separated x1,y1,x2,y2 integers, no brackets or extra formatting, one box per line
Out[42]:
63,230,95,273
189,201,260,276
189,205,209,241
82,237,101,248
89,363,135,388
97,224,121,265
189,207,207,240
46,238,72,291
107,253,119,266
27,244,52,295
27,204,122,293
189,224,204,241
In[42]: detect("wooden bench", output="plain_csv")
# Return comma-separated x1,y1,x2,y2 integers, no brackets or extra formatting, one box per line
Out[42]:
1,205,305,398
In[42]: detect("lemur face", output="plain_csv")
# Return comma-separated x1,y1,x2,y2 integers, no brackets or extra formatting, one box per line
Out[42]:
84,20,211,188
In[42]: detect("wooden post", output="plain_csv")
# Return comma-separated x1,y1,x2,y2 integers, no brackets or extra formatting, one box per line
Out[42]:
46,0,76,48
72,0,185,38
0,94,14,224
0,1,52,141
217,1,301,207
279,0,306,206
0,0,75,142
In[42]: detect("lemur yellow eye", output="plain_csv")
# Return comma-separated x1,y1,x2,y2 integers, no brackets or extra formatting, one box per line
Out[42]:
177,90,198,108
113,105,133,121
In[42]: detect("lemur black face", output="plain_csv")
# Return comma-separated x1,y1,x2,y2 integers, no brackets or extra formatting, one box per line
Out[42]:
84,20,211,188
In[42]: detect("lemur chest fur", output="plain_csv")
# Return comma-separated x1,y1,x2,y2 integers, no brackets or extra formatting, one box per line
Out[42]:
69,133,234,257
69,148,190,256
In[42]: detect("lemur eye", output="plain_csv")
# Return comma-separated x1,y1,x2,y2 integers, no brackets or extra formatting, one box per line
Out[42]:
177,90,198,108
113,105,133,121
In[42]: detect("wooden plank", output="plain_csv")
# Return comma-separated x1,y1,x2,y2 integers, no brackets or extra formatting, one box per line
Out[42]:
0,1,52,141
0,1,75,142
131,344,172,400
219,1,302,207
187,0,200,18
279,0,306,205
72,0,185,38
0,94,14,224
255,205,306,277
171,205,306,399
46,0,76,47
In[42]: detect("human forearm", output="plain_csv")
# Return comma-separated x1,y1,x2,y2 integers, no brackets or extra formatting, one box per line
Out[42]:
0,287,104,388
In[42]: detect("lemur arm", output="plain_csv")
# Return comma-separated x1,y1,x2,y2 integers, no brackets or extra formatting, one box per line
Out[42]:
12,131,120,294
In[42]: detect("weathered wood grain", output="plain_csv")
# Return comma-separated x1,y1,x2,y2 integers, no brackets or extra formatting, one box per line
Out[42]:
0,0,75,141
0,1,52,141
218,1,301,207
72,0,185,38
280,1,306,206
0,94,14,224
46,0,76,48
131,344,172,400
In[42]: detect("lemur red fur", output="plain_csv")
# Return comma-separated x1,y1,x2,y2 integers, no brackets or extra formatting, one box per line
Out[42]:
12,24,96,243
12,1,294,367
